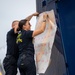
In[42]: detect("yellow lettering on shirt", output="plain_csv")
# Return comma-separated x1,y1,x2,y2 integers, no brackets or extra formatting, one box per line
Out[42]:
16,33,22,44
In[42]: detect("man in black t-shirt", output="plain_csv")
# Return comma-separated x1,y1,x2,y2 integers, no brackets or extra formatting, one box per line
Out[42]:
15,12,48,75
3,20,19,75
16,29,36,75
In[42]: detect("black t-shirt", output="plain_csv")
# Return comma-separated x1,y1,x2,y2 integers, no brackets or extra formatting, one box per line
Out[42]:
6,29,19,59
16,30,34,56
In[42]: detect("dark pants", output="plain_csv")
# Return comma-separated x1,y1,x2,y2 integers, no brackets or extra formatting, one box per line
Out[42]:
17,54,36,75
3,55,17,75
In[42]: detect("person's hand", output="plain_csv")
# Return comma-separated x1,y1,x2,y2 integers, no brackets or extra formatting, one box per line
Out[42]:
43,13,48,20
14,24,18,33
33,12,39,16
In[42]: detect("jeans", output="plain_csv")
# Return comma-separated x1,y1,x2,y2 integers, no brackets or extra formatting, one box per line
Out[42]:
17,54,36,75
3,55,17,75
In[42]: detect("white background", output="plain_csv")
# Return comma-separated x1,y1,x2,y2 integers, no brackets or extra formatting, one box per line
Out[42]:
0,0,36,63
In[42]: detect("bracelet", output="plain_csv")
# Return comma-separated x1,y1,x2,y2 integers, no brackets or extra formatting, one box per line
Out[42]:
43,20,46,22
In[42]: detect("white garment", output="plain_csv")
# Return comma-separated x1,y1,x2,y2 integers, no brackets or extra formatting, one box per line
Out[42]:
33,10,57,74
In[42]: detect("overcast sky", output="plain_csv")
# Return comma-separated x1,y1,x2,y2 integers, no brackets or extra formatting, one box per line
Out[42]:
0,0,36,63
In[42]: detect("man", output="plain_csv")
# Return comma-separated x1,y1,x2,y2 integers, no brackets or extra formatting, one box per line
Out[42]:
3,20,19,75
15,12,48,75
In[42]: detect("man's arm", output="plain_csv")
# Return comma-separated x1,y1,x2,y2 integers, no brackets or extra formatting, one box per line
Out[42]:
25,12,39,21
32,13,48,37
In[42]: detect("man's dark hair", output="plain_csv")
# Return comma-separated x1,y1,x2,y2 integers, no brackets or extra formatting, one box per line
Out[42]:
18,19,27,31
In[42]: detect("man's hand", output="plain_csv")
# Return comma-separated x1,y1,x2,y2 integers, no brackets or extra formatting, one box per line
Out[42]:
43,13,48,20
14,24,18,33
33,12,39,16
